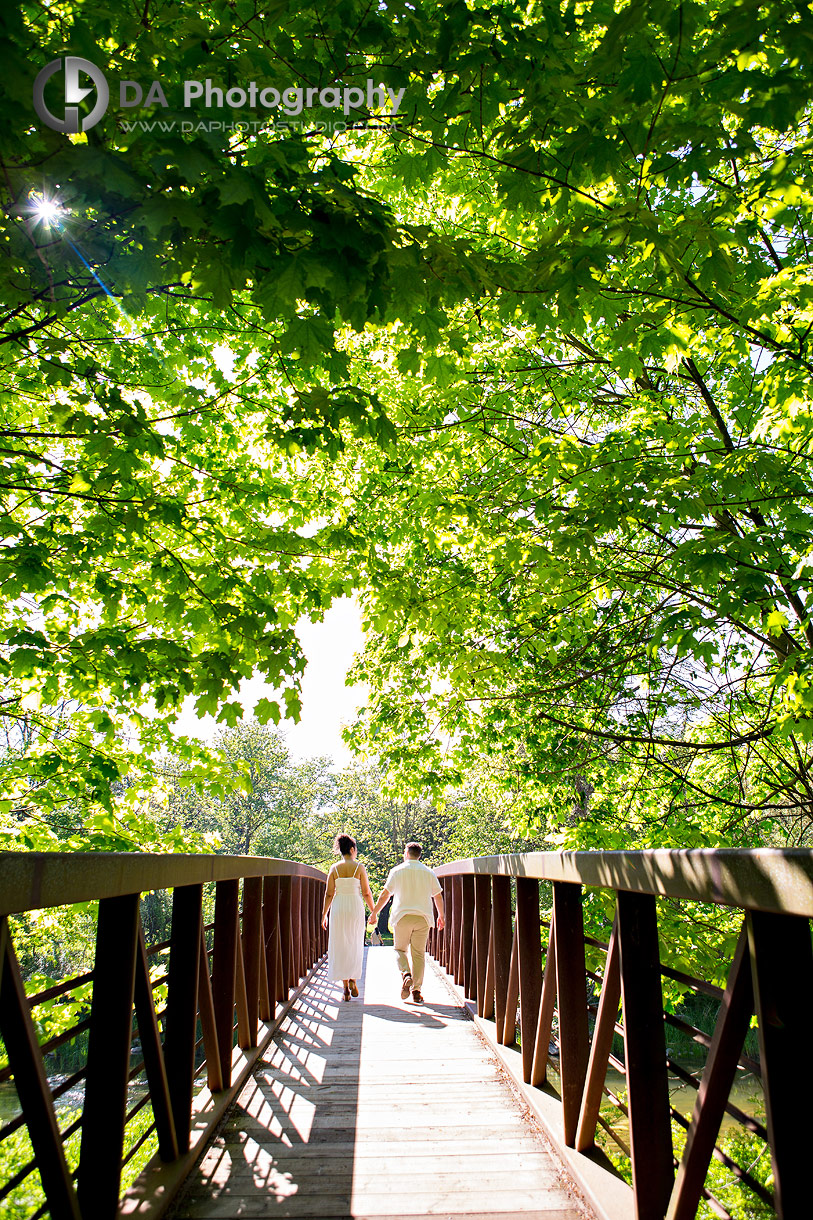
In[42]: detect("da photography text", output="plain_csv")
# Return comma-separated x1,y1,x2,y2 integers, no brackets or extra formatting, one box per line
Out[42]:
33,56,407,135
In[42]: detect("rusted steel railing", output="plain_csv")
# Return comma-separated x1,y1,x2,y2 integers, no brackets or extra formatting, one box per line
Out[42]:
428,850,813,1220
0,852,327,1220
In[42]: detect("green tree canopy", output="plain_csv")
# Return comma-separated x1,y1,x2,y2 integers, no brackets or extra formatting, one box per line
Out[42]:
160,720,335,856
334,0,813,844
2,0,812,847
1,0,425,814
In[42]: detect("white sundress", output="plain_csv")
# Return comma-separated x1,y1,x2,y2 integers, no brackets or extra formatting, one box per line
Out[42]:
327,865,365,981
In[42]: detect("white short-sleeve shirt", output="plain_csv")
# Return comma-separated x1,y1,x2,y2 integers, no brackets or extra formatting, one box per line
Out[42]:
385,860,442,927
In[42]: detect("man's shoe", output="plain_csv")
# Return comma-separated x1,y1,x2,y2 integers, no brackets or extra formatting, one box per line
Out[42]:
400,972,413,999
412,989,424,1003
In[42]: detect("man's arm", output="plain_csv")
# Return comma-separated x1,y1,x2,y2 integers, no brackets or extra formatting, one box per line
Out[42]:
433,889,445,930
367,887,391,926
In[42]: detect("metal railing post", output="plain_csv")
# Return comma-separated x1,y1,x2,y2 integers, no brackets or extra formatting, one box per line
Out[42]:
747,909,813,1219
279,874,293,994
474,874,491,1018
0,921,82,1220
553,882,590,1147
263,875,281,1018
164,884,203,1150
242,876,263,1047
453,875,464,985
491,875,513,1044
516,877,542,1085
461,875,476,999
212,879,240,1088
617,889,674,1218
78,893,140,1219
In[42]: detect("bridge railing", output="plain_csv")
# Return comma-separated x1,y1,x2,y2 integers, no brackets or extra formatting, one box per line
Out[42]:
429,849,813,1220
0,852,327,1220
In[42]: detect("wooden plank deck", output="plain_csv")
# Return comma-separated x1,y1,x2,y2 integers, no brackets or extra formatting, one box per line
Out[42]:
169,947,591,1219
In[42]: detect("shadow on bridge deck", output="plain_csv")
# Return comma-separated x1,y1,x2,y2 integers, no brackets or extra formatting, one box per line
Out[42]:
168,948,589,1219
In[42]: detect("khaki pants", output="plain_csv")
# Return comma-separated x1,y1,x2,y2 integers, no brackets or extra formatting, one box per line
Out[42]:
394,914,430,989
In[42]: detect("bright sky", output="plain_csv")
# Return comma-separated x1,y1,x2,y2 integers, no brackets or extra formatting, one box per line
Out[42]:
172,597,368,766
173,348,370,765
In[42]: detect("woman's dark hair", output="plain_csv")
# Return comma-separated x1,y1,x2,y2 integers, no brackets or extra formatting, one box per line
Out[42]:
334,833,356,856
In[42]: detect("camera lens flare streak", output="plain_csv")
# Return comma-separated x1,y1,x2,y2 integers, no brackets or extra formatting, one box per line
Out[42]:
25,189,159,354
27,191,65,227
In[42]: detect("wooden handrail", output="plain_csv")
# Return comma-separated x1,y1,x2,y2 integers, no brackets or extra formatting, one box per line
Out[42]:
0,852,326,916
434,848,813,916
4,848,813,1220
429,851,813,1220
0,853,328,1220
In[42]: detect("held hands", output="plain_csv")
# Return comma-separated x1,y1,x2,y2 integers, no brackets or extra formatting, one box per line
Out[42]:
367,913,378,927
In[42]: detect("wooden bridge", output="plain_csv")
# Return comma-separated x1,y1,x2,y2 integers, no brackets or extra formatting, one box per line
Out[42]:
166,942,584,1219
1,850,812,1220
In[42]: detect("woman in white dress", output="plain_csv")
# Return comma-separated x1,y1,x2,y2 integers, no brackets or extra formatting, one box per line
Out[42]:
321,833,375,1001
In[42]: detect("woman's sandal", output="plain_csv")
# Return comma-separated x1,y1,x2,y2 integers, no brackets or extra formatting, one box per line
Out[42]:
343,985,351,1001
349,979,359,997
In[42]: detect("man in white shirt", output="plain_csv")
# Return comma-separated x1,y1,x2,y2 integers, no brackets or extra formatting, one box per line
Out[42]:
367,842,446,1004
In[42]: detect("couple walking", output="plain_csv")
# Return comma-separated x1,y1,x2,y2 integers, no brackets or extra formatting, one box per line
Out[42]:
321,834,446,1003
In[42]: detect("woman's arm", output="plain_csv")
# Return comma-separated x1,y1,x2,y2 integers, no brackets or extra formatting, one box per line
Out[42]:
321,868,336,929
358,865,375,912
